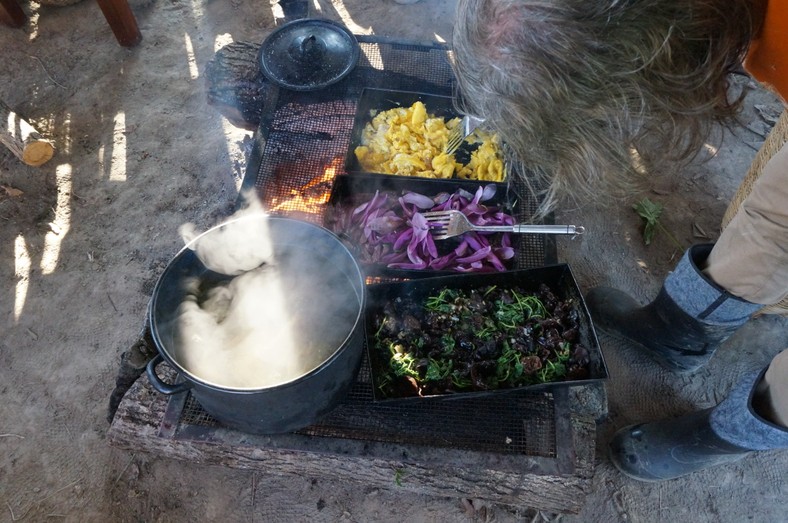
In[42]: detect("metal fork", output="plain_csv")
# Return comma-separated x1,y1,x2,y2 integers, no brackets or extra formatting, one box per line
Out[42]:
422,210,585,240
445,115,485,155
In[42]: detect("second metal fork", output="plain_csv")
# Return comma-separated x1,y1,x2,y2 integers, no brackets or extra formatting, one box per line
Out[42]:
422,210,585,240
444,115,485,155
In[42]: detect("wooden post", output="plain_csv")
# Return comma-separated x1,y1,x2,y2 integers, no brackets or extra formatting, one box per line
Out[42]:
0,0,27,28
0,100,55,167
95,0,142,47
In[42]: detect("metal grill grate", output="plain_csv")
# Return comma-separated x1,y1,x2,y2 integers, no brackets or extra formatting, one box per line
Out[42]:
171,36,569,466
178,352,558,458
243,38,554,269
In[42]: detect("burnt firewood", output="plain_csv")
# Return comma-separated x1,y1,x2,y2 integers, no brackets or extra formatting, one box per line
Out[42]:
204,41,275,131
107,321,157,423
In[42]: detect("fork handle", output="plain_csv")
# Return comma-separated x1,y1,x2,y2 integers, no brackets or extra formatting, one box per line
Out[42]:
474,224,585,235
512,224,584,235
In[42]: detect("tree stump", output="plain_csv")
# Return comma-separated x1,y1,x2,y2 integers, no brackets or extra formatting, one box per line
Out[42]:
0,99,55,166
205,41,276,131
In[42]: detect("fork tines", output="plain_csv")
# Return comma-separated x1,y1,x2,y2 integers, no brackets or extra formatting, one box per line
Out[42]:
444,128,465,155
430,230,450,240
422,211,453,240
422,211,454,222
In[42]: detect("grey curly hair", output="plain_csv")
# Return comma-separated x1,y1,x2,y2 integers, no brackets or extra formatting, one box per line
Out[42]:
452,0,764,214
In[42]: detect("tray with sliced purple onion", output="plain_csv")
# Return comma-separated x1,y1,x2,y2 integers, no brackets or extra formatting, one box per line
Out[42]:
324,174,520,279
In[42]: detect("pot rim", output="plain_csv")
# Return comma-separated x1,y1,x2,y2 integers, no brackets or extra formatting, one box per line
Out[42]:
148,214,366,393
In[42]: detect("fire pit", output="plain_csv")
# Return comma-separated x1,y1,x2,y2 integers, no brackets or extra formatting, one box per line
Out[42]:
127,36,603,490
108,36,606,514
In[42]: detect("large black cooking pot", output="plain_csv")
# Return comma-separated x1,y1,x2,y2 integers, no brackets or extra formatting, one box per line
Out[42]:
146,214,366,435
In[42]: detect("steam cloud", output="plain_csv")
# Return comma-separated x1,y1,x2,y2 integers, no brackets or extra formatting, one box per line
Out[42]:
162,194,363,389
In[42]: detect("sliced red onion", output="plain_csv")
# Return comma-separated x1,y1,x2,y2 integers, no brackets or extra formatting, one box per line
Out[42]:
495,246,516,260
481,184,498,201
399,192,435,209
456,245,492,264
367,213,404,234
392,227,414,250
334,185,516,273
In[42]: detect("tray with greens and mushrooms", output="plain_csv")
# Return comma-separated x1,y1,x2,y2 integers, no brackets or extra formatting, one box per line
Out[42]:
364,265,608,401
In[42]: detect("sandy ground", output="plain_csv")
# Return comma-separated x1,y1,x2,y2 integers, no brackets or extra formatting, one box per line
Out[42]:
1,0,786,521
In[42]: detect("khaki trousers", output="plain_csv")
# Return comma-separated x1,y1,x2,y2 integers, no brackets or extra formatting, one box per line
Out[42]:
705,140,788,426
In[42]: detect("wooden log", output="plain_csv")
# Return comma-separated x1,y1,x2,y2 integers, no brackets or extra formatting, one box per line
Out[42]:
0,99,55,166
204,41,276,131
202,6,308,128
107,320,158,423
108,373,597,513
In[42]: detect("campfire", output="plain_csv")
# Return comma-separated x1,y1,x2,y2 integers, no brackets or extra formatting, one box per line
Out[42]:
266,156,343,218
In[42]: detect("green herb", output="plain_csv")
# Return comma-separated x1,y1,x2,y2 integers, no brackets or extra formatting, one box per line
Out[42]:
475,322,496,341
537,359,567,383
450,369,472,388
557,341,572,362
515,292,547,319
389,343,419,378
494,290,547,330
374,317,388,338
424,358,452,382
425,288,458,313
496,342,524,383
439,334,456,355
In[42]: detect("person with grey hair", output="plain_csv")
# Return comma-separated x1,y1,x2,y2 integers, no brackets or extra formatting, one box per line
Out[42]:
451,0,787,481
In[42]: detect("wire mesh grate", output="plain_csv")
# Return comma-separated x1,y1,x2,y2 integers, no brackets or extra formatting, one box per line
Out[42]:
248,40,550,270
178,351,558,458
174,37,566,461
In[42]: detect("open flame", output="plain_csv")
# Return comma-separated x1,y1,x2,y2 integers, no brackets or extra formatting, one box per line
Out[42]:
267,156,342,217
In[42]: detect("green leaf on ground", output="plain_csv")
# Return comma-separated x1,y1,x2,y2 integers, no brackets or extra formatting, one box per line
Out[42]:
633,198,664,245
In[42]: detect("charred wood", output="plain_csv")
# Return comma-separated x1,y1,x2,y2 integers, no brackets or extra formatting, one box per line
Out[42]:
205,41,276,131
107,322,157,423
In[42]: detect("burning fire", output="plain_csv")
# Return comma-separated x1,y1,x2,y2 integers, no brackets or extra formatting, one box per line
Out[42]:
267,156,342,217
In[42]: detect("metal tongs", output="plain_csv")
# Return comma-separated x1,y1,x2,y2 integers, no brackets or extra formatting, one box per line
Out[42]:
445,115,485,155
423,210,585,240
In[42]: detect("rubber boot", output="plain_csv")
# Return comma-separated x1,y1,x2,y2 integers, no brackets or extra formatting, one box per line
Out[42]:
585,244,762,373
609,368,788,481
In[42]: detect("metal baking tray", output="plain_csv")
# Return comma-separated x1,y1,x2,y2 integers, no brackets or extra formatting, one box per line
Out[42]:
363,264,608,402
324,173,519,279
345,88,506,181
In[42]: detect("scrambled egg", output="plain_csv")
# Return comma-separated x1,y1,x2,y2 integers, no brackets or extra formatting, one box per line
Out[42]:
354,101,505,182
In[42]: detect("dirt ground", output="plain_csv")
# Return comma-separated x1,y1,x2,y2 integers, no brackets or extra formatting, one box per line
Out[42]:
1,0,787,521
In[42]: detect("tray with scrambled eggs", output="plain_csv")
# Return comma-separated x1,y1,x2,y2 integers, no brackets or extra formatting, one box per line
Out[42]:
345,89,507,183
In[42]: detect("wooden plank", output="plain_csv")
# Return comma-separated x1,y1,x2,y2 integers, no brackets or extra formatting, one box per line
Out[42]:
108,375,596,513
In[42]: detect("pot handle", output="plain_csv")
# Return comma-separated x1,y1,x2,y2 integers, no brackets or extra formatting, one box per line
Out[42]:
146,354,192,395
